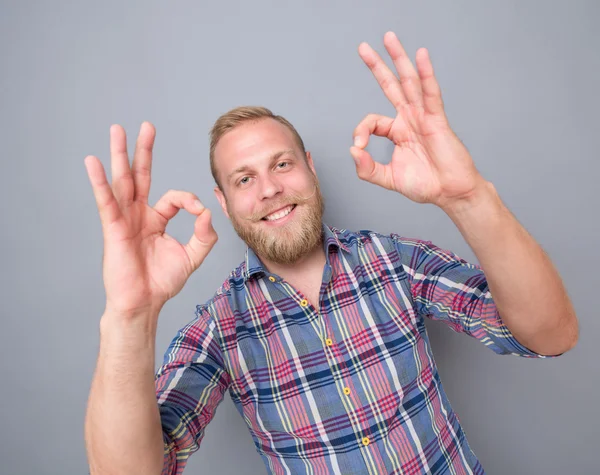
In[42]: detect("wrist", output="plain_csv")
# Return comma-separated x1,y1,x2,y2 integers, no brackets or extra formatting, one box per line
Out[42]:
102,300,163,324
99,307,161,345
440,180,498,218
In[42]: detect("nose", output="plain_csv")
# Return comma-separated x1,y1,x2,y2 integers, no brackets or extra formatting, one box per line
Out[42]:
258,173,283,200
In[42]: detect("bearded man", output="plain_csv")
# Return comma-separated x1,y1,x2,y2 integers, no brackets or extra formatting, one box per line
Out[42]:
84,32,578,475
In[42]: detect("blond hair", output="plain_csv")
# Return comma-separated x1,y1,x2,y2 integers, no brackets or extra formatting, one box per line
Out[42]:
209,106,306,189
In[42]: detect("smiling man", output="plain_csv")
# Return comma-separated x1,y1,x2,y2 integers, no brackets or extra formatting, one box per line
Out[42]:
212,115,325,276
84,32,579,475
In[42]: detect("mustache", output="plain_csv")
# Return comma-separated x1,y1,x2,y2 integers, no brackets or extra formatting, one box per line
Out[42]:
241,183,318,222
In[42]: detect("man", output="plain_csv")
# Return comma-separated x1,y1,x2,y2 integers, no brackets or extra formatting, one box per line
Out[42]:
84,32,578,475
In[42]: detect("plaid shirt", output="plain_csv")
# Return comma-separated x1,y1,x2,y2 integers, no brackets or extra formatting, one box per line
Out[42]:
156,224,558,474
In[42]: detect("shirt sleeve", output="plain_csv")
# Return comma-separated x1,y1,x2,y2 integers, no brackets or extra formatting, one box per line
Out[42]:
390,233,562,358
155,306,231,474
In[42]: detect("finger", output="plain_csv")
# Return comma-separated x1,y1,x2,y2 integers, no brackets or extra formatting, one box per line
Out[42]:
352,113,394,149
84,155,123,229
349,146,394,191
415,47,446,118
109,125,134,207
358,41,407,109
383,31,423,108
184,208,218,271
153,189,206,222
132,122,156,203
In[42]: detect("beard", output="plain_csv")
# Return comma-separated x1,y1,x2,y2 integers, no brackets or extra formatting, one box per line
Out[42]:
228,175,325,265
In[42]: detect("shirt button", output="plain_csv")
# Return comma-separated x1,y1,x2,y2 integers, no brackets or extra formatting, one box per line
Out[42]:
325,338,333,347
362,437,370,446
268,276,276,282
300,299,308,307
343,387,351,395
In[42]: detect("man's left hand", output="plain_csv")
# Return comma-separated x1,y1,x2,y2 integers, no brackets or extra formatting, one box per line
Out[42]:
351,31,487,208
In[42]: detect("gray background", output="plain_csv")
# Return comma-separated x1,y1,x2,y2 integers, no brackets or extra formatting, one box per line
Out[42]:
1,1,598,474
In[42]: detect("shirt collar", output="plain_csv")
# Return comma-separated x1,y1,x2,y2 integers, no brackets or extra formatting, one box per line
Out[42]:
243,222,351,282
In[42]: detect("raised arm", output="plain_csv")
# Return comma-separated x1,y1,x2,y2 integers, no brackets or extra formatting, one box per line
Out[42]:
83,122,218,474
350,32,577,356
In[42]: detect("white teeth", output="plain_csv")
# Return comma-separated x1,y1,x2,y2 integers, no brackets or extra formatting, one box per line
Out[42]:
264,205,294,221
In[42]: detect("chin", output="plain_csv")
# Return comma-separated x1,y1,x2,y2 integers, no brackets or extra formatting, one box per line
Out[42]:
230,190,325,264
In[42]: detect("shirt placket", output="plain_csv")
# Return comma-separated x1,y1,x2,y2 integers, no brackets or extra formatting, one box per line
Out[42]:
314,265,376,458
265,263,375,462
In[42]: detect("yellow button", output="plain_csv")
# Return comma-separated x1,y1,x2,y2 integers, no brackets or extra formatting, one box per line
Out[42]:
268,276,276,282
325,338,333,347
362,437,370,446
300,299,308,307
343,387,351,395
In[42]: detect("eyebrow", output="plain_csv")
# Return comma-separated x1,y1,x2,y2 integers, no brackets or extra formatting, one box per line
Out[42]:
226,148,296,183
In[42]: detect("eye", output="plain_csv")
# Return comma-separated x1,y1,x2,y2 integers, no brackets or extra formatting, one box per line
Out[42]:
238,176,250,186
277,161,289,169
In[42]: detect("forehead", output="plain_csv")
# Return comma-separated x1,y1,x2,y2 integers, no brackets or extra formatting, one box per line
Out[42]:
214,118,300,174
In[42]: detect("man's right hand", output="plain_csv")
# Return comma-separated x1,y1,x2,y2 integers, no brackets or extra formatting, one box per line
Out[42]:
84,122,218,320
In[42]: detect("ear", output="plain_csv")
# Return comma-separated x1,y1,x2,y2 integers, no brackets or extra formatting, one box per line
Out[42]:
305,151,316,175
214,186,230,219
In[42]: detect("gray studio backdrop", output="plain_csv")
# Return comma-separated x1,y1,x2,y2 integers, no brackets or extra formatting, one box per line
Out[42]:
1,1,598,474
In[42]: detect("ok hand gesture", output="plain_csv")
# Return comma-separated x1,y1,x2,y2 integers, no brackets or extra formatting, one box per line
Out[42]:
84,123,218,319
350,32,487,209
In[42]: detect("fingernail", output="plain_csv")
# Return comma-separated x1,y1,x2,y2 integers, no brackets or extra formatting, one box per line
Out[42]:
354,136,362,147
194,200,204,209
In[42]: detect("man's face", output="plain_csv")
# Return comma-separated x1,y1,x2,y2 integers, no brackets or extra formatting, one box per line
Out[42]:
213,118,325,265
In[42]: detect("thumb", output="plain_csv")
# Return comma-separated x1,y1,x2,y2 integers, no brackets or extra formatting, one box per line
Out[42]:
350,146,392,190
184,208,218,271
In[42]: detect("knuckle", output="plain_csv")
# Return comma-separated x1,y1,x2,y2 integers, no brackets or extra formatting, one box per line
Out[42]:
380,75,396,91
399,75,417,86
134,165,151,176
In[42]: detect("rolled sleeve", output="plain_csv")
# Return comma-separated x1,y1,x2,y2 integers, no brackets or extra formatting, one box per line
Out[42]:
156,307,231,474
391,234,561,358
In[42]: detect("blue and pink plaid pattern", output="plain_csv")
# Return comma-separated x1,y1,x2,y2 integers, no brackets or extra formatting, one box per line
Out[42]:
156,224,557,474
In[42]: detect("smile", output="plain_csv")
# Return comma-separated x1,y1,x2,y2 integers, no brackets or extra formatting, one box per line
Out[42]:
262,204,296,222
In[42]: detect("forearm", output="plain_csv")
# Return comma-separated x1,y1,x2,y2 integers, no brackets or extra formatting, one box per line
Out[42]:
442,180,578,356
85,311,165,475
